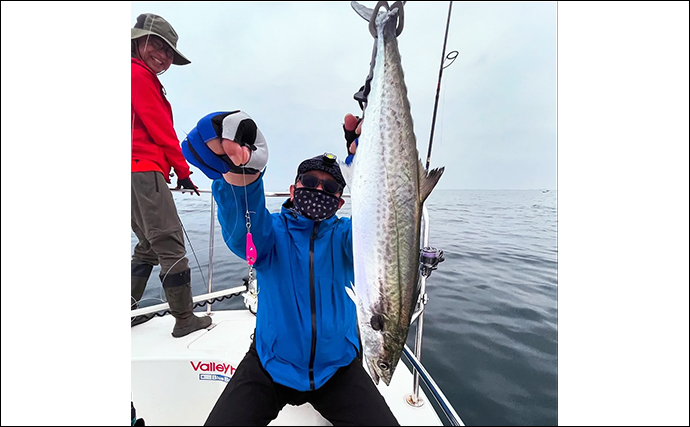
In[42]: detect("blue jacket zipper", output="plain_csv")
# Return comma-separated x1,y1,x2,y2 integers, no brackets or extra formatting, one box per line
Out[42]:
308,221,319,390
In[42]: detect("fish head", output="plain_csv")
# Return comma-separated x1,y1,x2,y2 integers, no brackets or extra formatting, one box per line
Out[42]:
360,312,407,386
364,331,408,386
367,353,395,386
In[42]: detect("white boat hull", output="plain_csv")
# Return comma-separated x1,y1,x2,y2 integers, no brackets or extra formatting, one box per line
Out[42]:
132,310,447,426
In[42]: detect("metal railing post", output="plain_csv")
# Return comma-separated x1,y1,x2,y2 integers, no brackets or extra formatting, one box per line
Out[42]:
206,195,216,313
410,205,431,404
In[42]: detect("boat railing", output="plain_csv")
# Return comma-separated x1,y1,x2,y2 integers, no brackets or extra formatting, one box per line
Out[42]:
133,188,461,426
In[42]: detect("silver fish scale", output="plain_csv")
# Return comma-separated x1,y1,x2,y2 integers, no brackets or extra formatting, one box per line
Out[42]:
349,3,425,386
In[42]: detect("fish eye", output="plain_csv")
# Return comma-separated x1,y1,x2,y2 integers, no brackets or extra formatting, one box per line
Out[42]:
378,361,390,371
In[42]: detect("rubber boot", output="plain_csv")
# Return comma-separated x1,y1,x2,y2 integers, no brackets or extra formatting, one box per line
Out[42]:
131,263,154,327
131,263,153,306
162,268,212,338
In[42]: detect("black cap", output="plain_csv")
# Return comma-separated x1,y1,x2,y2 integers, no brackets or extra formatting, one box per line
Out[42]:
296,153,346,190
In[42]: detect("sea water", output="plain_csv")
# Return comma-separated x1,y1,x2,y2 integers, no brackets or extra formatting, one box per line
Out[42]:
132,189,558,426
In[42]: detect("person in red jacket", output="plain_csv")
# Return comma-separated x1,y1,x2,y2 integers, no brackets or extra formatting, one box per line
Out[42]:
130,13,211,337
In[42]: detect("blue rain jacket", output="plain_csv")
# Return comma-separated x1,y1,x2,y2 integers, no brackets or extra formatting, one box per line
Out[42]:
212,173,359,391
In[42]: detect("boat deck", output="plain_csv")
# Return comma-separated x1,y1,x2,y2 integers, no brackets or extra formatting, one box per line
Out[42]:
131,310,445,426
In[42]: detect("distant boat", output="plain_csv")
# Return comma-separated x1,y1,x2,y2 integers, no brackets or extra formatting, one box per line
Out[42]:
542,190,549,193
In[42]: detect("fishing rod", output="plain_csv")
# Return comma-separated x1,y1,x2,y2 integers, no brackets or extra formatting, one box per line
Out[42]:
425,1,458,172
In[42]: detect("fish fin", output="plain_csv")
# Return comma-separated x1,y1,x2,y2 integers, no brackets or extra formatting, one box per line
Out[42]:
345,281,357,304
418,160,444,203
340,159,354,191
351,1,373,21
352,0,407,21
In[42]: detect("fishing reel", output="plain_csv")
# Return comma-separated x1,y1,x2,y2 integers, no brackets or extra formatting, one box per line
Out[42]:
419,246,445,278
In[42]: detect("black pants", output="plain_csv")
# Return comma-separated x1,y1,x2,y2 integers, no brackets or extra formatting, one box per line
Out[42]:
204,342,399,426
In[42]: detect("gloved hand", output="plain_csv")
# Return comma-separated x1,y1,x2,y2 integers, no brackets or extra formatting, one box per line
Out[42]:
343,113,362,165
218,111,268,174
181,111,268,180
175,174,200,196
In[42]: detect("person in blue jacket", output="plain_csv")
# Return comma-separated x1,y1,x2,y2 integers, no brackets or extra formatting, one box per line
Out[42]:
181,110,399,426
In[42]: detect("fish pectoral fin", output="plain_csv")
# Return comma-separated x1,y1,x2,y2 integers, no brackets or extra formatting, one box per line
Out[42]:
418,159,445,203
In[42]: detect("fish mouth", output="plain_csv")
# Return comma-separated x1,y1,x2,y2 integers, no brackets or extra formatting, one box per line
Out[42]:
367,358,393,386
367,358,381,385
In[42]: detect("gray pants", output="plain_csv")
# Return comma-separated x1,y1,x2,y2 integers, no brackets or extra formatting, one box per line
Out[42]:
131,171,188,276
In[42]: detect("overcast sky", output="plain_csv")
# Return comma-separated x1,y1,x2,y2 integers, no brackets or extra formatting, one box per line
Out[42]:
127,1,558,191
1,2,688,426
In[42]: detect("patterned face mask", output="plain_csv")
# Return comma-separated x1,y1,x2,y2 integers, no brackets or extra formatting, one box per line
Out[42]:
292,188,340,221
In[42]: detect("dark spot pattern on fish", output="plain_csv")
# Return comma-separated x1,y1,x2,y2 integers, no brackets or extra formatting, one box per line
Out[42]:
349,0,443,387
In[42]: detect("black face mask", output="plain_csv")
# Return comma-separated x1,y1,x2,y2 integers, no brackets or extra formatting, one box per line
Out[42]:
292,188,340,221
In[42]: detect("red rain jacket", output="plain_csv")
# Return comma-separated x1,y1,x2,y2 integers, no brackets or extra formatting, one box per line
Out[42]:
131,58,190,182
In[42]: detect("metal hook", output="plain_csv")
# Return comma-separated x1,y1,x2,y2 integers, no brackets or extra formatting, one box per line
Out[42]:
369,1,388,38
391,1,405,37
368,1,405,38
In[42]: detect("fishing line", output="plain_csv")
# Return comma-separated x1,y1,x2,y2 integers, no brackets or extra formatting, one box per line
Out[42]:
180,219,207,286
240,154,258,288
225,180,243,239
157,255,188,303
170,128,209,288
211,144,257,294
132,294,164,307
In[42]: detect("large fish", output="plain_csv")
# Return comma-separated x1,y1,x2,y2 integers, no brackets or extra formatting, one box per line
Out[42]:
346,1,444,386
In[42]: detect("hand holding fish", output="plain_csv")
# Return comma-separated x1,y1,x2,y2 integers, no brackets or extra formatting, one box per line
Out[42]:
343,113,362,156
343,113,362,170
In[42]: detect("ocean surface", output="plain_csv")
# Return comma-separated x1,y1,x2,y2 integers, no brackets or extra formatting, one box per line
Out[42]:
132,189,558,426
